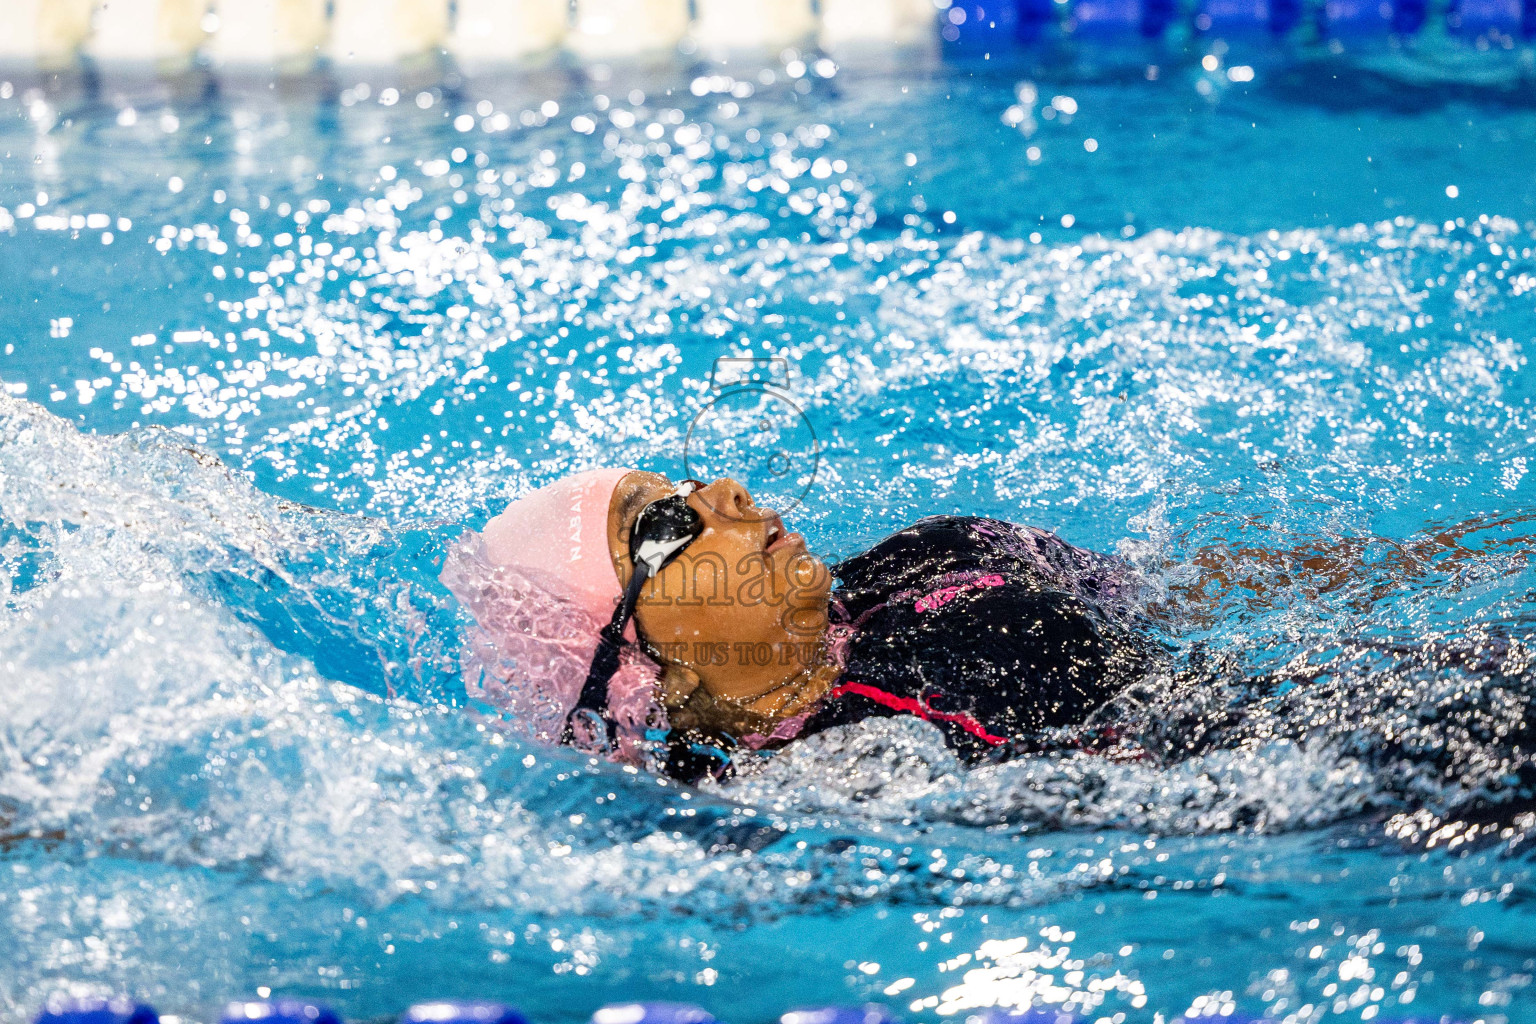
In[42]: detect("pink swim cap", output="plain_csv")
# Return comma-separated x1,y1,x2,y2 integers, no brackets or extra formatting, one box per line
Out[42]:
481,467,632,625
440,468,667,766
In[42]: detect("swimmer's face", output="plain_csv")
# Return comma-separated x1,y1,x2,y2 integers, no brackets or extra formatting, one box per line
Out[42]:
606,471,832,699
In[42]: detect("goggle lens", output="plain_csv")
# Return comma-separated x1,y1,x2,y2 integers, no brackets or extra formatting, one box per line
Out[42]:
630,479,705,574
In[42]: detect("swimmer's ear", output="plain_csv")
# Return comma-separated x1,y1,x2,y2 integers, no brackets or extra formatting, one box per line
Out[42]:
658,664,702,710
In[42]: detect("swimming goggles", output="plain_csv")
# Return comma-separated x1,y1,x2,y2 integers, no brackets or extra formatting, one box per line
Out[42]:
563,479,706,750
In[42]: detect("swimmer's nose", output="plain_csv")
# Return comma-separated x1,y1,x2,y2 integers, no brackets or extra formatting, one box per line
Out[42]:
698,477,761,523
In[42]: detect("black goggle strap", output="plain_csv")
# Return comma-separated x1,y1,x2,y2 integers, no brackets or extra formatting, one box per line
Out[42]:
562,564,650,750
562,480,704,753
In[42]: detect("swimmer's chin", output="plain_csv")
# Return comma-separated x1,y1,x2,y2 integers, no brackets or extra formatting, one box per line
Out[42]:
773,535,829,580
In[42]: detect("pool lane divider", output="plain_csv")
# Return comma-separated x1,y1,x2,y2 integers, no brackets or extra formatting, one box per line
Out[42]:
568,0,692,59
0,0,95,64
780,1009,902,1024
820,0,943,46
693,0,820,50
80,0,209,65
219,1002,343,1024
1068,0,1180,37
1321,0,1429,36
206,0,328,66
401,1003,530,1024
1194,0,1306,37
1446,0,1535,35
592,1005,716,1024
328,0,451,65
2,0,1532,71
34,997,158,1024
30,995,1466,1024
449,0,568,63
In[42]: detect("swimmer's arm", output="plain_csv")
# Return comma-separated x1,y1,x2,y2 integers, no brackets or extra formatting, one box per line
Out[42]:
0,817,65,851
1168,509,1536,614
177,441,385,525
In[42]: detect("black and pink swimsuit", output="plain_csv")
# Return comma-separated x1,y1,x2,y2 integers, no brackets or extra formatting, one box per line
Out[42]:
782,515,1155,762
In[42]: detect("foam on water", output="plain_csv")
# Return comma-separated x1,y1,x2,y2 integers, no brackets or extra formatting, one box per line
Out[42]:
2,57,1536,1024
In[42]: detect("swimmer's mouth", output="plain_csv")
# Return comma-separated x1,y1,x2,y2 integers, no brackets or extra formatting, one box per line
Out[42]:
763,513,803,555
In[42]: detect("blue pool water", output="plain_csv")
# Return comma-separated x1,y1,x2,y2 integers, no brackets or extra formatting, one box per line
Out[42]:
2,44,1536,1024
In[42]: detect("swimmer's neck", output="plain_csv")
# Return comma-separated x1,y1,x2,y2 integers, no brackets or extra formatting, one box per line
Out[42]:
726,657,841,720
683,630,842,725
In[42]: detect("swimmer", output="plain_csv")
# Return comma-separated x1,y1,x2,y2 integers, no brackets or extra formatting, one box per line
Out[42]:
440,469,1532,782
